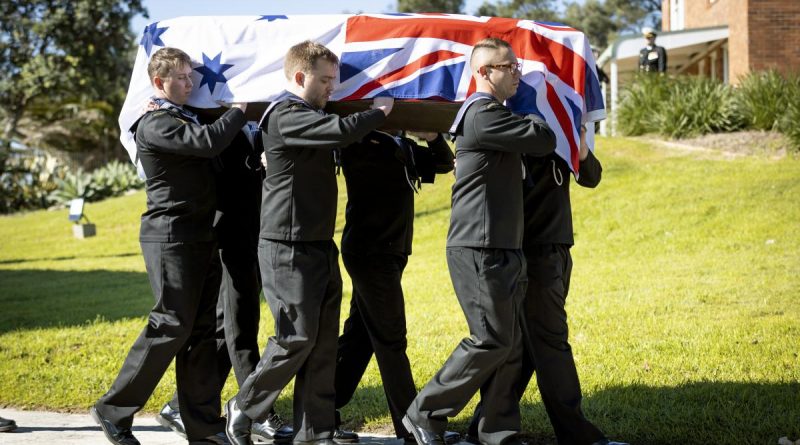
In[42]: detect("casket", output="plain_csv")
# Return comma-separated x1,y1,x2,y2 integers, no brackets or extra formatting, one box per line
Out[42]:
121,14,605,172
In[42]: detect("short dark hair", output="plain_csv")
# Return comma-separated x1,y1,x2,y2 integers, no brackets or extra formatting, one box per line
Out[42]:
471,37,512,57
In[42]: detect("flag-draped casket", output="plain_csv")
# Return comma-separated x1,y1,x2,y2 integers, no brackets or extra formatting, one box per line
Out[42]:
120,13,605,174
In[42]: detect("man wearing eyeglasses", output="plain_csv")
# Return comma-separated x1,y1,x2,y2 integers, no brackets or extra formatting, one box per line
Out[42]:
402,37,556,445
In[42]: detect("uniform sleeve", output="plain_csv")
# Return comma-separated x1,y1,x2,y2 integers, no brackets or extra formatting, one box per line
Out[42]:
576,149,602,188
472,105,557,156
277,106,386,149
139,108,246,158
658,46,668,73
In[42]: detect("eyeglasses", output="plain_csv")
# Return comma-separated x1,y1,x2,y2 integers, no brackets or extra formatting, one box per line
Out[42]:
484,62,522,73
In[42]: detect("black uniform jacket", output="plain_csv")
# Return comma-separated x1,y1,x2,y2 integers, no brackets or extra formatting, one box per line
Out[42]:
259,93,386,242
447,95,557,249
341,131,454,256
134,106,246,243
639,45,667,73
522,150,602,248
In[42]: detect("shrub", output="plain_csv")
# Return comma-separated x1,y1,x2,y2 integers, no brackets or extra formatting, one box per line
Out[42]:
48,160,143,206
0,152,64,214
616,74,672,136
777,75,800,151
735,70,791,131
617,74,742,138
656,76,743,138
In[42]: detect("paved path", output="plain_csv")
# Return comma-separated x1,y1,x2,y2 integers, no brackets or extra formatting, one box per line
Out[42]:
0,408,397,445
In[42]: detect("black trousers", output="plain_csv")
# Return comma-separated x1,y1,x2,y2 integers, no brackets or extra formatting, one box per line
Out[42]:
407,247,527,445
96,241,224,441
237,239,342,442
468,244,605,445
334,252,416,438
168,241,262,408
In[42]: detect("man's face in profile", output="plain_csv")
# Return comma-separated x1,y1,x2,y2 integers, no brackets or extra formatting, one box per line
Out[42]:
302,59,337,110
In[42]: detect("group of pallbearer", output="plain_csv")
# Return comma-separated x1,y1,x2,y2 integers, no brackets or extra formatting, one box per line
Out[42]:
89,36,627,445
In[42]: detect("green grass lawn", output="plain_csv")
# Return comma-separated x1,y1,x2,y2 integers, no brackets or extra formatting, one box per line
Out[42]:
1,137,798,444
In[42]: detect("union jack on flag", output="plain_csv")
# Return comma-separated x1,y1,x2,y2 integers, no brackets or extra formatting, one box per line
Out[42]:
120,13,604,176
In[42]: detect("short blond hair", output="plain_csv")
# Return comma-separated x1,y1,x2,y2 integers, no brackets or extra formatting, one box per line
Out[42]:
283,40,339,80
147,47,192,80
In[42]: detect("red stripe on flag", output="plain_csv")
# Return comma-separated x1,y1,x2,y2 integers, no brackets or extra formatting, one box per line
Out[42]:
345,16,586,95
545,82,580,173
342,49,462,100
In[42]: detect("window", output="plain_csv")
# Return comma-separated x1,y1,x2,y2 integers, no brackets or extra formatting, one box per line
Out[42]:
670,0,685,31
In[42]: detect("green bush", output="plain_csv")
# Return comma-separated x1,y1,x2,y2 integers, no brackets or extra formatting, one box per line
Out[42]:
778,76,800,150
617,74,742,138
657,76,743,138
735,70,792,131
616,74,672,136
0,153,64,214
1,155,143,213
48,160,143,206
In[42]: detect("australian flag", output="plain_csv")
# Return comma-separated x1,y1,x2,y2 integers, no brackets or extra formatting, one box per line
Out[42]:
120,13,604,175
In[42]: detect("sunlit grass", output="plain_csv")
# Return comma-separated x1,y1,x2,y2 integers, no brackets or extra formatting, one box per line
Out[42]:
1,137,798,444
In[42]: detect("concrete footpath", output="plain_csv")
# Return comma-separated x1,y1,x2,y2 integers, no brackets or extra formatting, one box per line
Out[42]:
0,408,396,445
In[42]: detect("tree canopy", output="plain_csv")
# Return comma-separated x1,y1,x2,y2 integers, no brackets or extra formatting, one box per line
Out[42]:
397,0,464,13
0,0,147,166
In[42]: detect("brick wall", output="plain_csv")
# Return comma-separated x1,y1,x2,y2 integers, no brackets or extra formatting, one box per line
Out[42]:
747,0,800,78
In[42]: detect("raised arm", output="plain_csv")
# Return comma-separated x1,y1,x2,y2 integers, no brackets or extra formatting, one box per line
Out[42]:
472,104,556,156
141,108,246,158
277,106,386,149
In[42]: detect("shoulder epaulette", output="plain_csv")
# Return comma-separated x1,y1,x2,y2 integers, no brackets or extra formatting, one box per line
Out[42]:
482,101,503,111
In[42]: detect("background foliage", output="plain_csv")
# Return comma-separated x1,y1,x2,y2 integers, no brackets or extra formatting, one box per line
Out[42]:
617,71,800,147
0,0,147,212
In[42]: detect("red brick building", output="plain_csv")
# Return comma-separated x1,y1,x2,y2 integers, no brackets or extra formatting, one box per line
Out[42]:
662,0,800,84
597,0,799,134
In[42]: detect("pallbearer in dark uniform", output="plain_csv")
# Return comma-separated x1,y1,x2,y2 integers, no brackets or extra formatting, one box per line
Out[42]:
333,130,454,442
402,37,556,445
224,41,393,445
156,123,293,444
91,47,247,445
466,128,628,445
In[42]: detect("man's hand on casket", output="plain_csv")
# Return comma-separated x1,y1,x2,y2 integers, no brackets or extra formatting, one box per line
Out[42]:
230,102,248,112
371,97,394,116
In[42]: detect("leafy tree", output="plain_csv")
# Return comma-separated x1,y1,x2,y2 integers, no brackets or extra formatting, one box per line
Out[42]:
397,0,464,13
473,0,660,50
563,0,662,49
475,0,559,22
0,0,147,170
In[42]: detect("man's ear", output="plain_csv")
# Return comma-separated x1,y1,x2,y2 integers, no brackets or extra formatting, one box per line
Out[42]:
152,76,165,91
478,66,488,79
294,71,305,88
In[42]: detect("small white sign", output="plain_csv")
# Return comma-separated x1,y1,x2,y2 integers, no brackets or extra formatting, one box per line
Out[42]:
68,198,85,222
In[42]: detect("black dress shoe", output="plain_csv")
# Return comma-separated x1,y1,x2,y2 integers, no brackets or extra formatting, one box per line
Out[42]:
90,405,141,445
333,428,359,443
156,402,187,438
225,398,254,445
443,431,460,445
402,415,444,445
251,412,293,444
0,416,17,433
193,431,232,444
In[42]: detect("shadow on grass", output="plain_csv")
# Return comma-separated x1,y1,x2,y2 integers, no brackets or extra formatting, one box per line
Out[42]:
341,381,800,445
0,269,152,334
0,252,139,266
